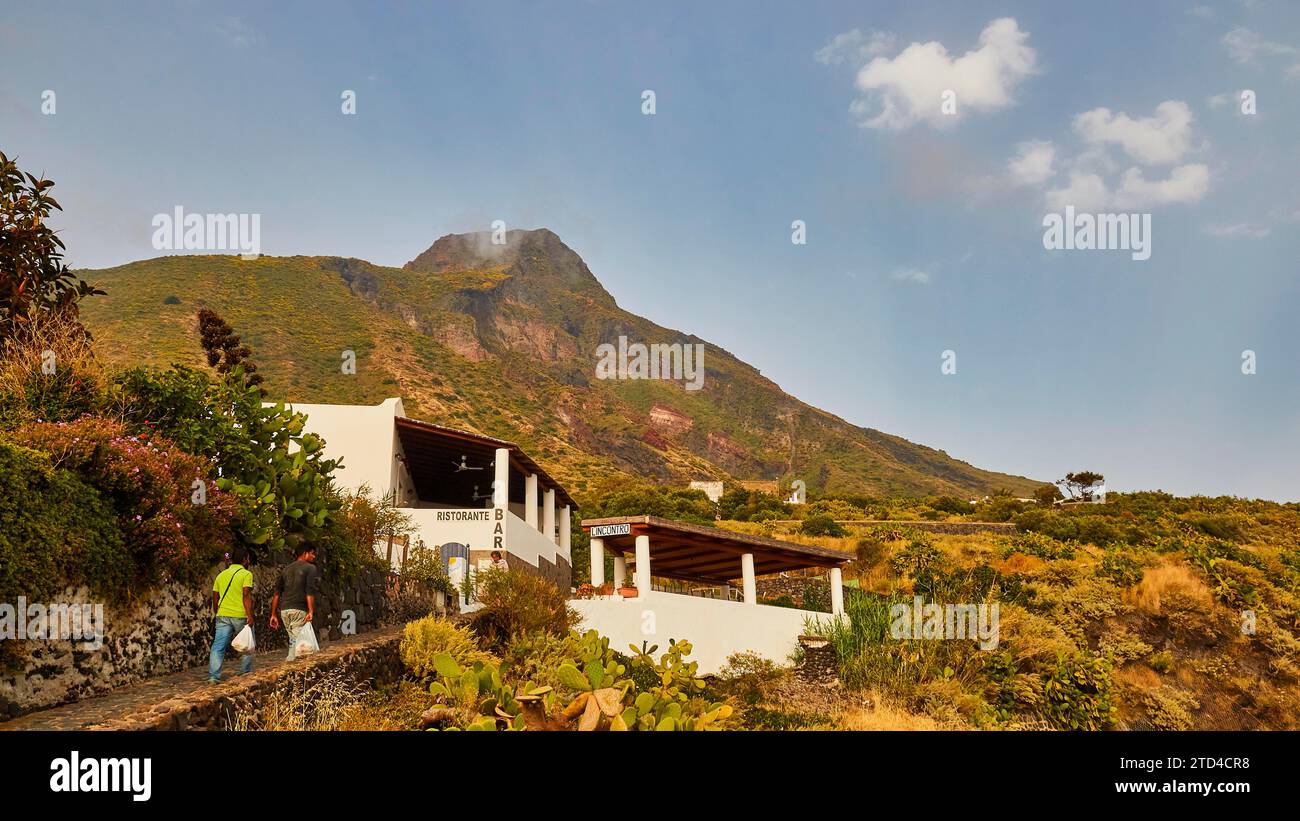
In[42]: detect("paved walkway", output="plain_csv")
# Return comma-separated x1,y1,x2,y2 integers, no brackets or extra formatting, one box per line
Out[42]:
0,626,404,731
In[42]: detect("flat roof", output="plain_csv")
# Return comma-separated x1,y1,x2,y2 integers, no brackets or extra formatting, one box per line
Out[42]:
580,515,848,584
395,416,577,510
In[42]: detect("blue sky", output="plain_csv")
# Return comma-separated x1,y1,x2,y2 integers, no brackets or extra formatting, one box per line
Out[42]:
3,1,1298,499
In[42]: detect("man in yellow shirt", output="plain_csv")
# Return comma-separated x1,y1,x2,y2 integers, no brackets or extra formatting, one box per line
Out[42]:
208,547,255,683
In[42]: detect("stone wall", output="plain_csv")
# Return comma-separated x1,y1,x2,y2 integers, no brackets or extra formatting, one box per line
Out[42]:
754,574,832,610
771,520,1018,537
64,627,406,731
0,562,403,721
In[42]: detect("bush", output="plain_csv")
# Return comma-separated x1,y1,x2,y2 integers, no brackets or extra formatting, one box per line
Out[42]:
1040,653,1116,730
1098,548,1144,586
399,616,487,679
469,568,579,650
0,436,127,611
0,311,104,430
13,417,237,586
800,515,847,538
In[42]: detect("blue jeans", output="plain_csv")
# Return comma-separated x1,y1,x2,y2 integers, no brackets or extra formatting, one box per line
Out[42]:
209,616,254,681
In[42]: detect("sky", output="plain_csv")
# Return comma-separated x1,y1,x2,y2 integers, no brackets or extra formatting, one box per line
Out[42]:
2,1,1298,500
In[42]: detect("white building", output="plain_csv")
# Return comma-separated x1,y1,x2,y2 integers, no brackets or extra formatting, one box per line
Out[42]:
287,398,575,600
290,398,849,672
574,515,847,674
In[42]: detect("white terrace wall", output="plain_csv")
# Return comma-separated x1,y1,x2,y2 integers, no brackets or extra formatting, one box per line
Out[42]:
285,397,409,502
570,592,831,675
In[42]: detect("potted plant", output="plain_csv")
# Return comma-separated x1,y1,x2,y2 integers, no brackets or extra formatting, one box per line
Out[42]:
619,577,638,598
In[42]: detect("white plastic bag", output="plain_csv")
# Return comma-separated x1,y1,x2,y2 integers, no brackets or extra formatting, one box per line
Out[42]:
231,624,256,655
292,622,320,659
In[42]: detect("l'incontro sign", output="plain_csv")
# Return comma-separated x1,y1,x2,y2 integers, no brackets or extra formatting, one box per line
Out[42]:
588,524,632,538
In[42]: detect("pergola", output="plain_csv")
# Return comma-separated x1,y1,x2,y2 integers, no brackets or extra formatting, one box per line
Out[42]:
580,515,848,615
394,416,577,511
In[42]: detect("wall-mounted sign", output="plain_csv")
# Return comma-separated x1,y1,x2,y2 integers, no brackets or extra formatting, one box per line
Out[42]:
589,523,632,538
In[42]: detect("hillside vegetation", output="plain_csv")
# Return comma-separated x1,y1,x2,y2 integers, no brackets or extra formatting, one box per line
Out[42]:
76,230,1040,500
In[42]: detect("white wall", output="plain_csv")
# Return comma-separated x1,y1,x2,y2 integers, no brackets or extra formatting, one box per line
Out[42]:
505,510,559,567
284,397,407,501
570,592,829,675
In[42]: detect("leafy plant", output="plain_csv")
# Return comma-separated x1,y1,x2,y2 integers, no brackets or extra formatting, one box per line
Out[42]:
0,151,102,344
423,653,550,731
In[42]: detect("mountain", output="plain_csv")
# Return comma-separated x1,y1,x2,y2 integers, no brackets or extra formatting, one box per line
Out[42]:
76,229,1040,501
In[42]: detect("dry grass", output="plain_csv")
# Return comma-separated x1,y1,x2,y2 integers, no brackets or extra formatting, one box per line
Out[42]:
230,669,369,731
993,552,1046,575
1126,563,1213,615
0,311,105,422
838,692,946,731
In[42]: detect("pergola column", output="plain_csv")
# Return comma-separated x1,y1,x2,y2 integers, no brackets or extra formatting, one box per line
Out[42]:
493,448,509,507
543,488,557,543
830,567,844,616
612,556,626,589
741,553,756,605
524,474,538,527
590,538,605,587
634,534,651,592
560,505,571,557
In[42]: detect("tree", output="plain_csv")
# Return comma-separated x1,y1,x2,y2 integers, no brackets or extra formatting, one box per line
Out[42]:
1059,471,1105,502
1033,483,1064,506
197,307,262,386
0,152,102,344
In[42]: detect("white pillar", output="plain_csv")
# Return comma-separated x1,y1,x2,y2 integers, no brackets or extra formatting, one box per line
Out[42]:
589,538,605,586
741,553,756,605
830,567,844,616
560,505,571,558
613,556,626,589
493,448,509,507
524,474,538,527
543,488,556,543
634,534,651,592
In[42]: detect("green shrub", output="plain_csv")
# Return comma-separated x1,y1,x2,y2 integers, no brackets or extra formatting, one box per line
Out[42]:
399,616,488,679
1098,548,1144,586
1040,653,1116,730
0,436,127,608
800,515,847,538
1143,686,1199,730
469,568,579,650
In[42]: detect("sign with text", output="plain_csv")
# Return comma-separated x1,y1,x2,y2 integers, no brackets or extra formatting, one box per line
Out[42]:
589,523,632,538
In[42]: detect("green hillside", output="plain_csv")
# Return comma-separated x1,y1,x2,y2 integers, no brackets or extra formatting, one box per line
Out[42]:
77,230,1041,502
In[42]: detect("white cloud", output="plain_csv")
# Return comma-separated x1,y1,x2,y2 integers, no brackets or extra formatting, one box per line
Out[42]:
217,17,261,48
1007,140,1056,186
891,267,932,285
1113,164,1210,208
1073,101,1196,165
1045,172,1111,212
831,17,1037,130
1222,27,1298,65
1203,222,1271,238
814,29,896,66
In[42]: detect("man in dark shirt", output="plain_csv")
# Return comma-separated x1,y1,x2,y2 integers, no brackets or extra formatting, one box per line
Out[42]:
269,546,319,659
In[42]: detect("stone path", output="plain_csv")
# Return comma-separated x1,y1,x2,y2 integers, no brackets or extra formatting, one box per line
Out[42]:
0,625,405,731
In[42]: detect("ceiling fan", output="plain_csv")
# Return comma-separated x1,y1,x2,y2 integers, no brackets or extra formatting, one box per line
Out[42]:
452,455,485,472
